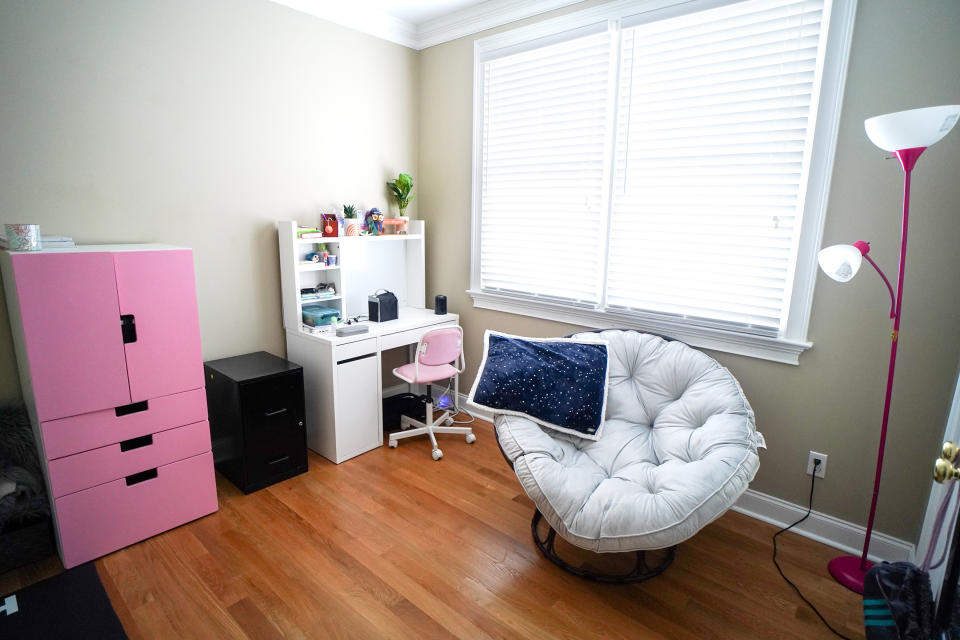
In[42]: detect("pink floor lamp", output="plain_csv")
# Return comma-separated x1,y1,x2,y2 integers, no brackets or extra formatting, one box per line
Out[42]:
817,104,960,594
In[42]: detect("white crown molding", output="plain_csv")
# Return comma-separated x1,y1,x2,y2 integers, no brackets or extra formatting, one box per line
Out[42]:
268,0,419,49
268,0,587,50
415,0,586,50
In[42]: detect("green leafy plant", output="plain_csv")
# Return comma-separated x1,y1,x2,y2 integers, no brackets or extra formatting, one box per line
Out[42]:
386,173,414,216
342,204,357,219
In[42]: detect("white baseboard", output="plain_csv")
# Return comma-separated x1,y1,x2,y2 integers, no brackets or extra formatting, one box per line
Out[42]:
457,391,493,421
382,383,409,398
457,391,915,562
732,488,915,563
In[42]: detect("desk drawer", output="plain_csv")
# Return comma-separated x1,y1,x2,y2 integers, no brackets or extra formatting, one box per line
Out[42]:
334,338,377,362
41,388,207,459
55,451,217,568
47,420,211,498
380,322,457,351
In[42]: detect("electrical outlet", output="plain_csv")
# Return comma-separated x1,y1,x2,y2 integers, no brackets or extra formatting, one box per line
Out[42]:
806,451,828,478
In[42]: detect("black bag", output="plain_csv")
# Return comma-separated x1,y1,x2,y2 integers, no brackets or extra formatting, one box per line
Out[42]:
368,289,398,322
863,561,934,639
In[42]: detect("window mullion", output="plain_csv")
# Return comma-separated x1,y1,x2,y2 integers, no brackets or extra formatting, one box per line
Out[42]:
596,20,622,312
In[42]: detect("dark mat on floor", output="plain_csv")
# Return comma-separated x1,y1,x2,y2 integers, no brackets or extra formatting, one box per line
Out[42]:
0,563,127,639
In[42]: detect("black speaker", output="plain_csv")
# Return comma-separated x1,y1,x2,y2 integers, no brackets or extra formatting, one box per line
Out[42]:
435,295,447,315
368,290,398,322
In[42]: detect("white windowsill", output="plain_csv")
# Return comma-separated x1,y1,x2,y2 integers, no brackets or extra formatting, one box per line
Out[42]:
467,289,812,365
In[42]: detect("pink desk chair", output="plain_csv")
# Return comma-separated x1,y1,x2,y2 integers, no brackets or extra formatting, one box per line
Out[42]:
388,326,475,460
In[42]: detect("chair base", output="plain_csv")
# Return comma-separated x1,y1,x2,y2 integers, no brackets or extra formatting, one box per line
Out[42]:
387,408,476,460
531,510,676,584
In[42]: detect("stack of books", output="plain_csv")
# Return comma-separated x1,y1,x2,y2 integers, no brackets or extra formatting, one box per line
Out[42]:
297,226,325,239
41,235,76,249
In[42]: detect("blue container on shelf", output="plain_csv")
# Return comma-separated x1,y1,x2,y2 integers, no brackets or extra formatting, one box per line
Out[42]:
302,304,340,327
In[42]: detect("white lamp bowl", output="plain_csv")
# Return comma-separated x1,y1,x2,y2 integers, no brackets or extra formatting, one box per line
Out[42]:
864,105,960,152
818,244,863,283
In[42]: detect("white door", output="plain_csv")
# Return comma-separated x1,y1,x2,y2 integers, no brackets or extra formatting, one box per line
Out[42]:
335,353,382,461
918,365,960,598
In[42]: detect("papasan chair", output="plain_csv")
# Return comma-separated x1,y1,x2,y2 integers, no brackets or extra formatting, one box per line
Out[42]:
491,330,764,582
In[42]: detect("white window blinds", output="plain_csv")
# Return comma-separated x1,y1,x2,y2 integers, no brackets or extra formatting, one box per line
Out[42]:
606,0,824,333
474,0,831,337
478,30,612,304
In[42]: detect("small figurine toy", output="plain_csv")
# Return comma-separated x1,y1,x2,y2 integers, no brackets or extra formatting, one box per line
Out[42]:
364,208,385,235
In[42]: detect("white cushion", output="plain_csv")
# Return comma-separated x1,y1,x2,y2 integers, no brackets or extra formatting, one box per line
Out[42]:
495,330,762,552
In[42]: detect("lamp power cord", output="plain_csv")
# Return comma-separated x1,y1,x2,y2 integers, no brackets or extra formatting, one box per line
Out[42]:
772,459,853,640
435,378,476,424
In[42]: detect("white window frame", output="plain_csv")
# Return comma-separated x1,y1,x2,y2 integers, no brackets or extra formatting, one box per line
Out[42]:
468,0,857,365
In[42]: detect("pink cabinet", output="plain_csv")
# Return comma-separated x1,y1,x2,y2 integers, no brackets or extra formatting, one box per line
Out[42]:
10,252,132,422
0,245,218,568
9,248,204,422
115,250,205,402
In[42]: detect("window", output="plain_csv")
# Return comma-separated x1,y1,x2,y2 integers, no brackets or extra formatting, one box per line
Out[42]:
469,0,856,364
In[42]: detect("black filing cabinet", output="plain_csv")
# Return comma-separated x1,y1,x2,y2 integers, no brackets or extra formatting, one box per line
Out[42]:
204,351,308,493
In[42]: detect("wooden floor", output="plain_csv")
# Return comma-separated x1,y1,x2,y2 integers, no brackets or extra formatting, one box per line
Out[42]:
1,418,865,639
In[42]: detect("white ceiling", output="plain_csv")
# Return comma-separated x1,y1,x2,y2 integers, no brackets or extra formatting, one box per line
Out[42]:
268,0,585,50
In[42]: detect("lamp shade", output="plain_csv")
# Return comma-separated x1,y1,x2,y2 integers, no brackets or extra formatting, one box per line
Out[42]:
864,105,960,152
818,244,864,282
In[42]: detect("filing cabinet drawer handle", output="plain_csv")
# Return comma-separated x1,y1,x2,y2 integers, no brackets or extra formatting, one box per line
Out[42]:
268,455,290,466
115,400,149,417
263,408,288,417
125,468,158,486
120,434,154,452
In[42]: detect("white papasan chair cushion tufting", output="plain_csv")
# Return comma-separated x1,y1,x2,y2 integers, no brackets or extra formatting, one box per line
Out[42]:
495,330,763,552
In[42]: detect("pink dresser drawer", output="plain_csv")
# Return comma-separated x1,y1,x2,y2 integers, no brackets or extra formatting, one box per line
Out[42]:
47,420,211,498
54,451,218,568
41,388,207,459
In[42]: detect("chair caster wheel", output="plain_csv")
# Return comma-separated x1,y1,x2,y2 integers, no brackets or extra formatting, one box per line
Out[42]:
465,433,476,444
443,417,454,426
400,419,411,430
388,440,398,449
432,449,443,461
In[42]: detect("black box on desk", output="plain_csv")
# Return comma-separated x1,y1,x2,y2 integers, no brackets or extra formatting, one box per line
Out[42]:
368,289,398,322
204,351,308,494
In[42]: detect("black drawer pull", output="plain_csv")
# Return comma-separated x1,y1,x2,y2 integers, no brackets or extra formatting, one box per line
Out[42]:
263,408,288,417
121,314,137,343
125,468,158,486
120,434,153,451
267,455,290,466
338,353,375,365
116,400,149,417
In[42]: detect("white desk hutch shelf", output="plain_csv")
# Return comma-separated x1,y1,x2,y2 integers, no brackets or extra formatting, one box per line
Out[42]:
277,220,426,331
276,220,457,464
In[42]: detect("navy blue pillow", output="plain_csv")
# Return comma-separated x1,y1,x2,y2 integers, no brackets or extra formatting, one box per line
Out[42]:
468,331,609,440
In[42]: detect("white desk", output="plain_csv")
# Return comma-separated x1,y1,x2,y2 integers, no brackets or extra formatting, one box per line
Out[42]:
286,307,459,463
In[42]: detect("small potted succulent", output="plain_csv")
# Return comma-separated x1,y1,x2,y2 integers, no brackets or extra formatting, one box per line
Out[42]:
386,173,414,218
342,204,361,236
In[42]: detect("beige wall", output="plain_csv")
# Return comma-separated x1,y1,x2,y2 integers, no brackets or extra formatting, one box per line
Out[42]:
0,0,419,397
419,0,960,543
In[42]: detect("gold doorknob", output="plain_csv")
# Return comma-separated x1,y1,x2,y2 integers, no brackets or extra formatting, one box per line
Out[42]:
934,457,960,483
943,441,959,463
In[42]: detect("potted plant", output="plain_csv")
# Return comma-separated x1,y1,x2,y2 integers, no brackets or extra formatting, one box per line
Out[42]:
386,173,414,218
343,204,361,236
